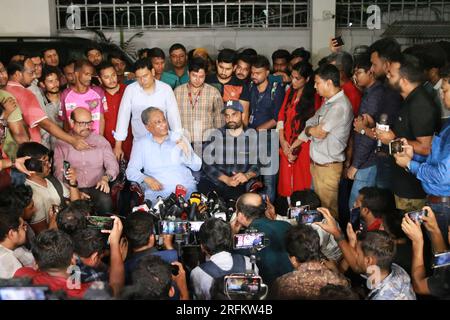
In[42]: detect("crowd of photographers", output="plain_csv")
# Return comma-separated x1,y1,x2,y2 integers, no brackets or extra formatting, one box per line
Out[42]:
0,36,449,300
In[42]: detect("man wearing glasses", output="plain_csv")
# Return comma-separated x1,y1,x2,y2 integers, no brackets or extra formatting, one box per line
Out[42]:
54,108,119,214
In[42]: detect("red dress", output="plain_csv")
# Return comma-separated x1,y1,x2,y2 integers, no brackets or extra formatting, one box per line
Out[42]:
277,89,321,197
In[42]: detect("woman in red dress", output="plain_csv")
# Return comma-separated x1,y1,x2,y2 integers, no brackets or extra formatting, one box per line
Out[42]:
277,62,320,197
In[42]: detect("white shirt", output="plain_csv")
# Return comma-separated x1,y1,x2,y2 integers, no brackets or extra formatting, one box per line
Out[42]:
190,251,258,300
114,80,182,141
434,79,450,119
0,244,23,279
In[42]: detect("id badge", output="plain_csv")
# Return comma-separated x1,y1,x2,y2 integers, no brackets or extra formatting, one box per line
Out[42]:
249,115,254,124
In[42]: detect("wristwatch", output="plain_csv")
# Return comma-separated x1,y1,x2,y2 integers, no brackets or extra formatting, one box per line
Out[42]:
69,180,78,188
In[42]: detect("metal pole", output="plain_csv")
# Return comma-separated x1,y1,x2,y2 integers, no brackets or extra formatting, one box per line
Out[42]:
113,0,117,30
155,1,159,29
266,0,269,28
225,0,227,27
293,0,296,27
99,2,102,30
197,0,200,27
85,0,89,28
141,0,144,29
183,0,186,28
127,1,130,29
238,0,241,28
210,0,213,27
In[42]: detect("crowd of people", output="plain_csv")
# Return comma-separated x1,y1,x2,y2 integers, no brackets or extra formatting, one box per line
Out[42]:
0,37,449,300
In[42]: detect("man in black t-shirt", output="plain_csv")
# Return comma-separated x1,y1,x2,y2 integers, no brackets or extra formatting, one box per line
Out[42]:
377,54,440,212
206,49,251,126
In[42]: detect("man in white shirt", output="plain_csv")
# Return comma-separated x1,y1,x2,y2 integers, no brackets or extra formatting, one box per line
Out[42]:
0,208,27,279
113,58,182,159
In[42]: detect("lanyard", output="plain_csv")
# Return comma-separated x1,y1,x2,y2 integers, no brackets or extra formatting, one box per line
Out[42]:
188,85,203,109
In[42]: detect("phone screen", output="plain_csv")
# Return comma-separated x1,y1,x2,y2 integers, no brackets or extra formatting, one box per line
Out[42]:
225,276,261,294
86,216,114,230
160,221,189,235
0,287,48,300
350,207,361,231
233,233,264,249
433,252,450,269
288,205,309,220
299,210,323,224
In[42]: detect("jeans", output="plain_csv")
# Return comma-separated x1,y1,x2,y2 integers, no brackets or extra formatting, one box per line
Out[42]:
427,202,450,245
262,174,277,203
376,155,394,191
348,165,378,209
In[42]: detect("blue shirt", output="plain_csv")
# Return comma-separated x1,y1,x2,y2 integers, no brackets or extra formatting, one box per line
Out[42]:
248,80,285,129
126,131,202,202
409,120,450,196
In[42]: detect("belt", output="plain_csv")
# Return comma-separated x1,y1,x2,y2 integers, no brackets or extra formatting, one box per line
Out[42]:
427,195,450,204
311,160,343,167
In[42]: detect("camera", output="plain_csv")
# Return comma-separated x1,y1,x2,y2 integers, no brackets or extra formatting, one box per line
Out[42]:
24,158,43,173
298,210,323,225
407,209,427,224
288,202,309,220
224,274,262,296
432,251,450,269
86,216,114,230
389,139,404,155
233,232,265,250
0,286,49,300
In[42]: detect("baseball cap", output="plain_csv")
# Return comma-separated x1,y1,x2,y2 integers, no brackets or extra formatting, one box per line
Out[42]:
222,100,243,113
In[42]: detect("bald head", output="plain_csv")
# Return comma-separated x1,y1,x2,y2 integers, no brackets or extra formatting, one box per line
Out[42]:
70,107,93,138
71,107,92,122
236,193,265,223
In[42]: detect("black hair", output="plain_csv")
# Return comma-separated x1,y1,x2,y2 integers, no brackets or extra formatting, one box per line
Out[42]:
217,49,237,64
236,194,265,221
137,48,152,59
124,255,172,300
96,61,116,76
61,59,76,70
358,231,396,271
69,200,95,216
291,47,311,63
0,185,33,212
272,49,291,63
382,209,408,240
198,218,232,255
169,43,186,54
285,224,320,263
31,229,74,271
84,46,103,57
74,59,94,72
290,189,321,210
252,55,271,70
354,53,372,72
236,53,254,66
56,205,87,236
315,63,341,88
133,58,153,72
39,65,61,83
359,187,395,219
188,57,209,74
419,43,447,70
147,47,166,60
283,62,316,136
440,64,450,83
124,212,154,250
72,228,106,258
0,207,21,242
240,48,258,59
327,51,354,79
319,284,359,300
369,37,402,62
108,51,127,63
396,54,425,85
7,60,25,77
16,142,50,160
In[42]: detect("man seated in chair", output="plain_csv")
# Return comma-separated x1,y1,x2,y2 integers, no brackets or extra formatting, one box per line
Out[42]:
126,107,201,203
198,100,260,201
54,108,119,214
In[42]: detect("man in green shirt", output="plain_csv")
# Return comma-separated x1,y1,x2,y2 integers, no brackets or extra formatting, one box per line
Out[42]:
147,47,179,89
167,43,189,86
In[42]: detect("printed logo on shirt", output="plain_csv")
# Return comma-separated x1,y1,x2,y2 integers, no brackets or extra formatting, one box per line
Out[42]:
91,113,101,121
223,85,243,102
65,103,77,111
86,99,99,110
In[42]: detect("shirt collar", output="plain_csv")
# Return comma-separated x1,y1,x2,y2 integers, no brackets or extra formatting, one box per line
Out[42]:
325,90,345,105
434,79,443,91
6,81,24,88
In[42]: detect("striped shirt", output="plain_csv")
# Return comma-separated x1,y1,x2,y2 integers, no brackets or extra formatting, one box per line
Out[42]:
174,83,224,143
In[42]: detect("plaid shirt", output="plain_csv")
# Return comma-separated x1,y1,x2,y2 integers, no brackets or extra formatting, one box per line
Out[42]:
202,127,260,185
174,83,224,143
76,256,108,284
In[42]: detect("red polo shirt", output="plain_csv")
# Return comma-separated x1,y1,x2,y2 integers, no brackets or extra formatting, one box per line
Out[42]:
342,80,362,116
103,84,133,160
367,218,383,232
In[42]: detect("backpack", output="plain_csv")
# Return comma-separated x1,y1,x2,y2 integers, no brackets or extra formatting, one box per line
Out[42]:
199,253,247,279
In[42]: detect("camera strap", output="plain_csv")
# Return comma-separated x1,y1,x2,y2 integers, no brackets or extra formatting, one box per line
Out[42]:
199,254,246,279
47,175,66,205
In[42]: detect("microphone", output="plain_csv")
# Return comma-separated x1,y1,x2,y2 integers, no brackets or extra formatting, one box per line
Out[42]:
175,184,187,198
376,113,389,152
189,192,202,221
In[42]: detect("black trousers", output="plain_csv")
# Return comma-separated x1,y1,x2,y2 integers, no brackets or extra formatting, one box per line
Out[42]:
198,178,246,201
79,187,114,215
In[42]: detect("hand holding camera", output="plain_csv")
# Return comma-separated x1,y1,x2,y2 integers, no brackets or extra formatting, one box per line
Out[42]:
314,207,341,239
393,138,414,168
401,212,424,244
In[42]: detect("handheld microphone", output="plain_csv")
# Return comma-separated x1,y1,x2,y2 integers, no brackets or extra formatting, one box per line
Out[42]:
175,184,187,198
189,192,202,221
376,113,389,152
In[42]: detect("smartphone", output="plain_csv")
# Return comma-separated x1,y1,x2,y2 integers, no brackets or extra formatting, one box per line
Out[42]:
298,210,323,224
389,139,404,155
349,207,362,231
0,286,48,300
406,209,427,224
51,205,60,216
159,220,189,235
333,36,344,47
63,161,71,179
432,252,450,269
24,158,43,173
189,221,204,232
86,216,114,230
233,232,265,250
224,274,262,295
288,205,309,220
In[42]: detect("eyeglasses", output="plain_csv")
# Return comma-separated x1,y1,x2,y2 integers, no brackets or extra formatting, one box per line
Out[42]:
74,120,94,127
